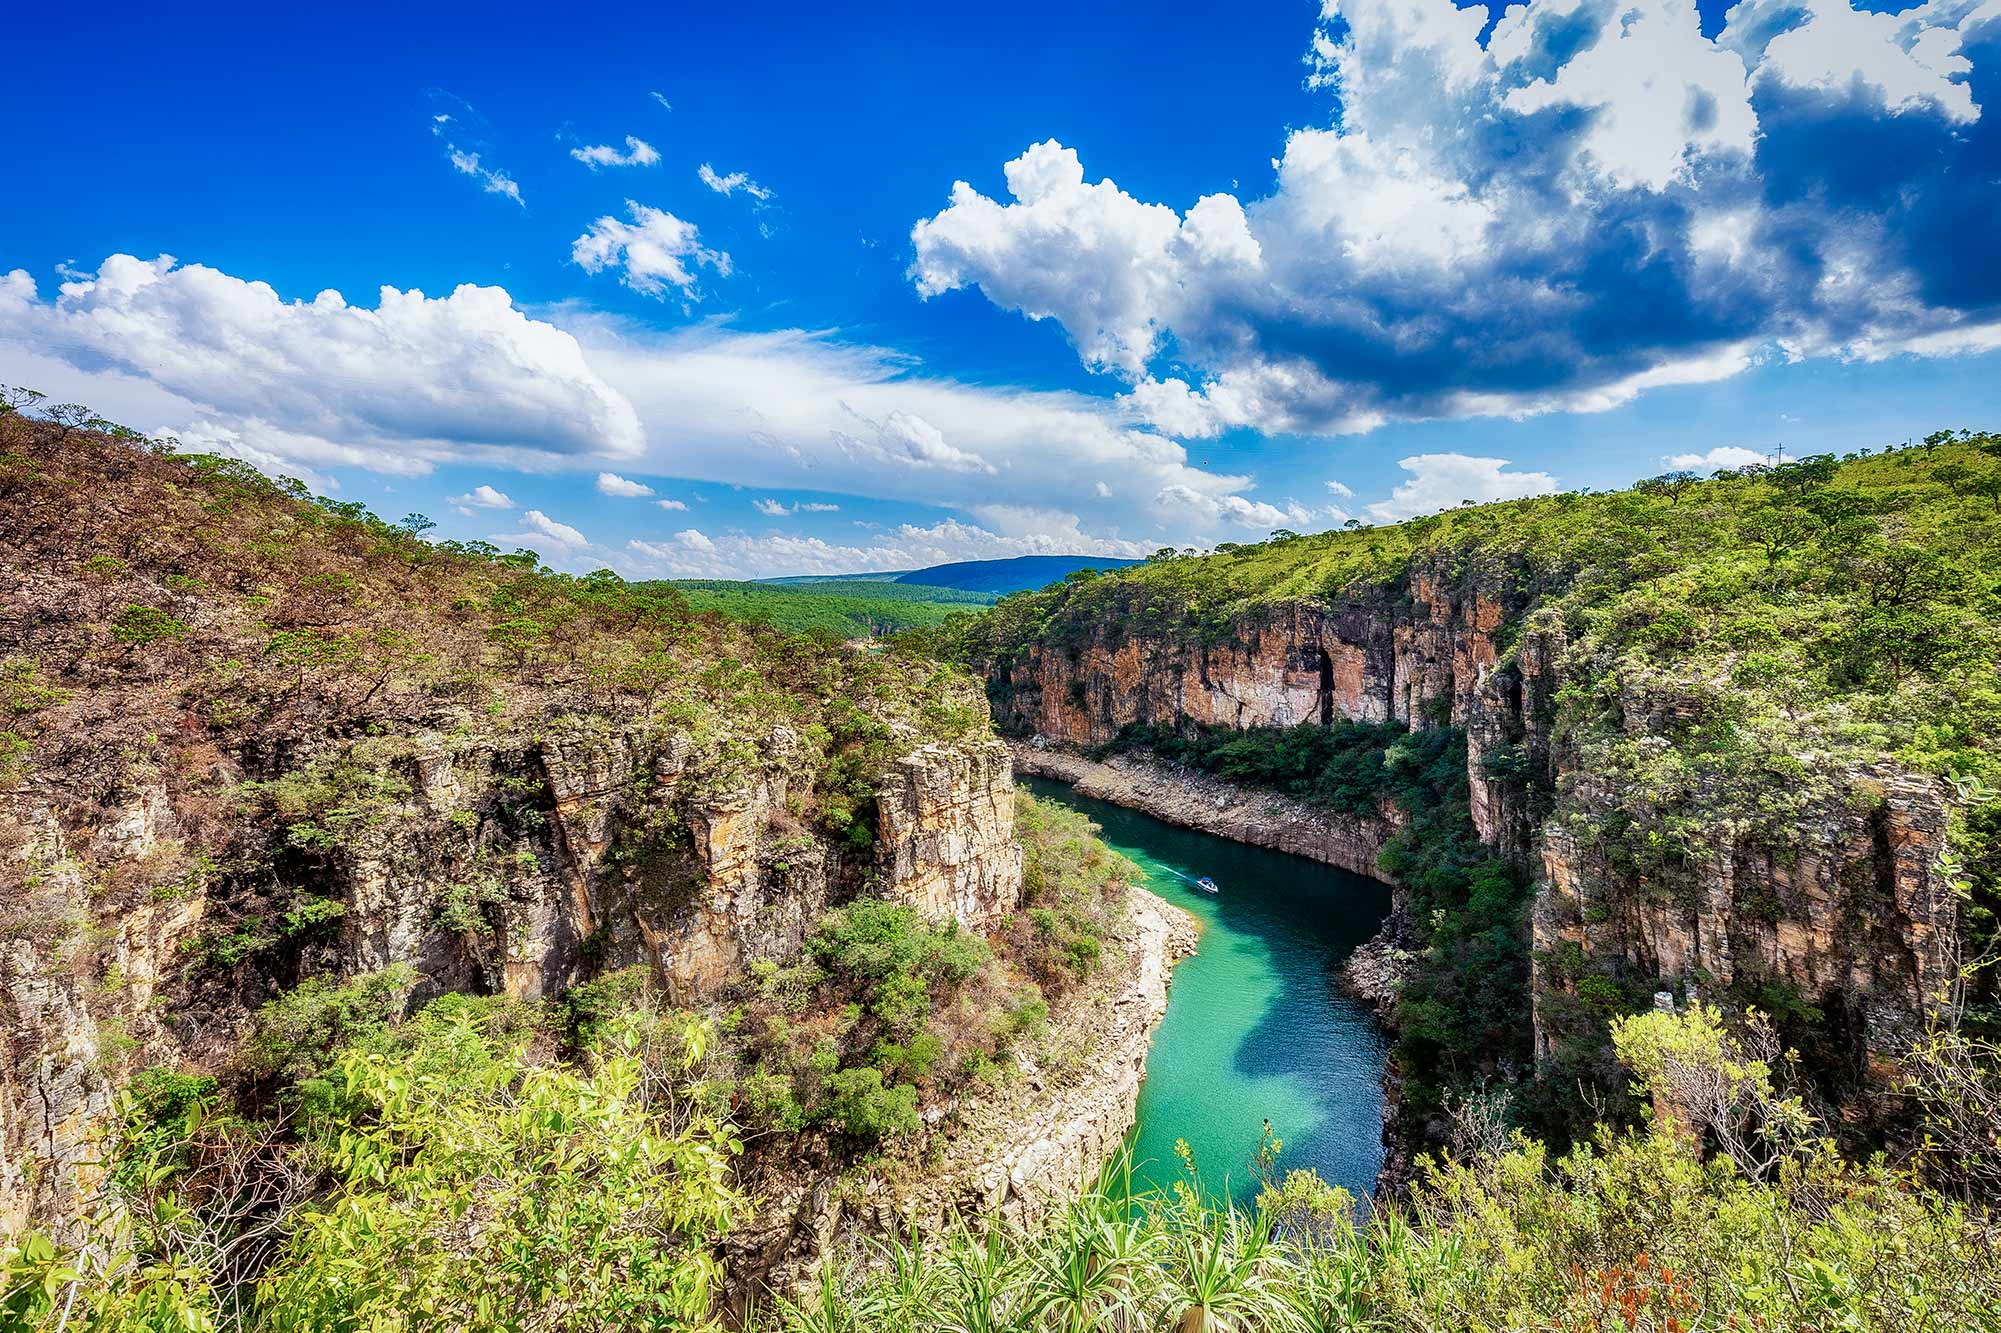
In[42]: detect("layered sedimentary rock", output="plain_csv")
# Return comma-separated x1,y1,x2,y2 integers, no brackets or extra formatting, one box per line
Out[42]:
2,800,210,1236
1534,765,1958,1062
987,552,1957,1086
877,741,1023,928
0,724,1023,1234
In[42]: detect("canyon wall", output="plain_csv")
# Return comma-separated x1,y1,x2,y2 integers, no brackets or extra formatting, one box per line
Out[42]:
0,727,1023,1234
988,554,1957,1090
991,566,1538,860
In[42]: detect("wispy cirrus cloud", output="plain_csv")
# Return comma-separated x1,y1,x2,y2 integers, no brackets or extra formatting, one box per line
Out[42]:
698,163,773,201
446,147,522,205
571,136,660,169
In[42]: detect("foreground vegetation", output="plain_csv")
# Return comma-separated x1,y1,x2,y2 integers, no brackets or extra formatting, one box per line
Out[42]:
10,997,2001,1330
666,579,999,638
0,784,1142,1331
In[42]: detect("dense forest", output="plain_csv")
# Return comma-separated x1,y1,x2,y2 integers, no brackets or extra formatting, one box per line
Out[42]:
664,579,998,638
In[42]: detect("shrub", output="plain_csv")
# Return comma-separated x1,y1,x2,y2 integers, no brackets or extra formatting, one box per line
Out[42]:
239,964,420,1090
110,605,191,646
822,1065,920,1139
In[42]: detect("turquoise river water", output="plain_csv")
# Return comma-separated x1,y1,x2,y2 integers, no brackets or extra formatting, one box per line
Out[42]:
1023,776,1393,1208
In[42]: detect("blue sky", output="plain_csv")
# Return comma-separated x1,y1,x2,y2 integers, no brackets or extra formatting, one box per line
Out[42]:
2,0,1997,577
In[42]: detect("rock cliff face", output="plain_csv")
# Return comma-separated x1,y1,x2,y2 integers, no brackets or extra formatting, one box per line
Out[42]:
1534,765,1958,1065
877,742,1024,929
0,727,1024,1234
985,553,1958,1092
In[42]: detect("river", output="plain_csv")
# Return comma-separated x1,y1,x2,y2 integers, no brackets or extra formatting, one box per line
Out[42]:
1022,776,1393,1209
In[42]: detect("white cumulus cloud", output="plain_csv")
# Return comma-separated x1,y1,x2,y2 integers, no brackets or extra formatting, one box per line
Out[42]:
0,255,643,470
1366,454,1559,522
1663,445,1772,471
911,0,2001,438
495,509,592,551
0,254,1316,558
450,484,515,509
571,202,729,300
596,471,654,497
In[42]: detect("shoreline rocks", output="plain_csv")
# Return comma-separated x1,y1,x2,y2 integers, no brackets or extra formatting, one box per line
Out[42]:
1008,740,1400,886
728,880,1198,1300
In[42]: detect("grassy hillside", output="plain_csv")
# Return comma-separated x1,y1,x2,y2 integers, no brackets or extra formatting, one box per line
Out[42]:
0,424,994,868
666,578,997,636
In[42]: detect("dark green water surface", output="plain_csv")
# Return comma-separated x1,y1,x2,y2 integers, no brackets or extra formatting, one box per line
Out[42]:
1023,776,1393,1208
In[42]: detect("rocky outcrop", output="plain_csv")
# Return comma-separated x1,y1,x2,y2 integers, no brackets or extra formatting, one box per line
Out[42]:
1,724,1024,1235
1534,765,1958,1064
990,562,1539,863
877,741,1023,928
986,552,1959,1096
727,884,1198,1298
1009,742,1399,884
1342,933,1415,1021
2,799,213,1236
994,571,1509,738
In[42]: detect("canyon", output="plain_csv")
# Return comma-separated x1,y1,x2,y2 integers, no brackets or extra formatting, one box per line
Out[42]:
979,553,1961,1100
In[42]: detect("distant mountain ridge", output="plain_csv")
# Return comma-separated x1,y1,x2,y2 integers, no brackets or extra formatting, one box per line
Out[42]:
893,555,1143,593
761,571,911,585
765,555,1140,594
